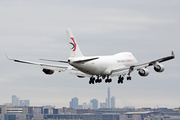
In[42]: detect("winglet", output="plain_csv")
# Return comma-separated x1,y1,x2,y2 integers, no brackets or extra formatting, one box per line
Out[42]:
172,51,175,57
5,54,11,60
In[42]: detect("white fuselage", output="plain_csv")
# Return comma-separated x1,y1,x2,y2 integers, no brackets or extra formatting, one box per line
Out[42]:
69,52,138,76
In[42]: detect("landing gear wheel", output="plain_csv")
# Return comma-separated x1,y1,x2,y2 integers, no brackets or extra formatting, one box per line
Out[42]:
95,79,102,83
105,78,112,83
121,80,123,83
89,77,95,84
118,76,124,84
127,76,131,80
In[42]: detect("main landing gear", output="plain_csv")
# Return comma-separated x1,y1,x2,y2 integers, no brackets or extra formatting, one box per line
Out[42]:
89,75,132,84
89,76,112,84
89,77,95,84
89,76,102,84
117,75,132,84
105,76,112,83
118,75,124,84
127,76,131,80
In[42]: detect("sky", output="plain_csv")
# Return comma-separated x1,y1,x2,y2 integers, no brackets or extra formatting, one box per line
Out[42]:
0,0,180,109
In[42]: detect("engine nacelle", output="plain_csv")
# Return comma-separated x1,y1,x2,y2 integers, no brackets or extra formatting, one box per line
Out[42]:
138,68,149,76
154,63,165,72
42,69,54,75
77,76,85,78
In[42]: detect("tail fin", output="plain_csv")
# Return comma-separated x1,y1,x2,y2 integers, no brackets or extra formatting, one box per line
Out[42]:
66,29,84,57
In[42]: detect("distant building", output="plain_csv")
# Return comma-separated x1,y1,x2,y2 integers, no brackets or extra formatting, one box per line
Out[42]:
11,95,30,107
12,95,19,106
111,96,115,108
90,99,98,109
78,105,83,109
83,103,92,109
19,100,30,106
100,103,107,108
107,87,110,108
4,103,12,106
69,97,78,109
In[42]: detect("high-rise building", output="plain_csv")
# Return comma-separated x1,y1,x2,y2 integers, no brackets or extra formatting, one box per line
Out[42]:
12,95,19,106
111,96,115,108
107,87,110,108
106,98,108,108
69,97,78,109
19,100,30,106
12,95,30,107
90,99,98,109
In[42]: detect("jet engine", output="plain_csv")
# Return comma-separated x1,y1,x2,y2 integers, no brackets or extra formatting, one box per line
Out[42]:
154,63,165,72
77,76,85,78
42,69,54,75
138,68,149,76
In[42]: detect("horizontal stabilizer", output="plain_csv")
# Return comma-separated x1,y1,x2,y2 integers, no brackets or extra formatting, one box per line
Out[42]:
73,57,99,63
39,58,68,63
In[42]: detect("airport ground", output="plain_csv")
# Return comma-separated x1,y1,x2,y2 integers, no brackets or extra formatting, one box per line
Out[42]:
1,105,180,120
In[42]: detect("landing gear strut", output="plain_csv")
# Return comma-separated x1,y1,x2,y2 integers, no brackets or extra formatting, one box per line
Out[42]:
127,66,133,80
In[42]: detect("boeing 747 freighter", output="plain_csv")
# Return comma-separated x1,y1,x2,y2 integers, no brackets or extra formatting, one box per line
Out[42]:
7,29,175,84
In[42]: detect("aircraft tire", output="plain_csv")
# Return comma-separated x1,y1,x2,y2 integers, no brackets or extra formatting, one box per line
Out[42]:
121,80,123,84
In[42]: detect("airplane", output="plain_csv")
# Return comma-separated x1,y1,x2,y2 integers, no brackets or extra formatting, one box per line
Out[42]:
6,29,175,84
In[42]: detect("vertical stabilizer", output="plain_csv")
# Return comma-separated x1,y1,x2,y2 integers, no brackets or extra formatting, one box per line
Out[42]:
66,29,84,57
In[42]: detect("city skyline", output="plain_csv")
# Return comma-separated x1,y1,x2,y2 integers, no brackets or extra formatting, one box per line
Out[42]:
0,0,179,108
4,95,30,107
69,87,115,109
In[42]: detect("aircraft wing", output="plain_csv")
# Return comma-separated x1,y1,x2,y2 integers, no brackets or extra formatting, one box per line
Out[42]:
111,51,175,77
134,51,175,70
6,55,70,72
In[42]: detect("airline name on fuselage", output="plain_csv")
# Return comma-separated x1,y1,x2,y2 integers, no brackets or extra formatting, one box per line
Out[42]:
117,59,134,63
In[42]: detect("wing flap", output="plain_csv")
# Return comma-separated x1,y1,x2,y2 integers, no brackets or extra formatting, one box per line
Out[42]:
110,69,129,77
40,64,68,72
39,58,68,63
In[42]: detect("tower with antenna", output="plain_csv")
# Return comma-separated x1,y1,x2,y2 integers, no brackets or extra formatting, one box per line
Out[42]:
107,87,110,108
